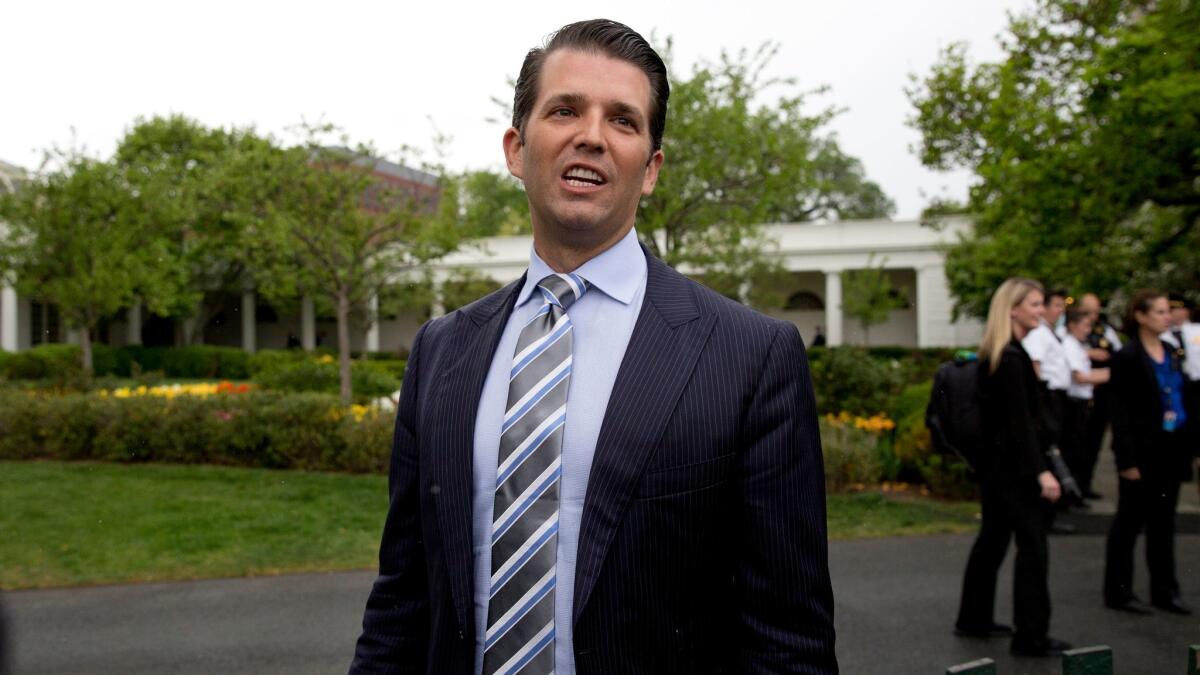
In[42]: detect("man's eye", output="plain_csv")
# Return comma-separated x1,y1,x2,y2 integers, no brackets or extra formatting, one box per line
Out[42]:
614,117,634,127
552,108,574,117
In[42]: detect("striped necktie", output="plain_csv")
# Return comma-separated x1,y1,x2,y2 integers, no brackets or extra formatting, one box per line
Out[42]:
483,272,587,675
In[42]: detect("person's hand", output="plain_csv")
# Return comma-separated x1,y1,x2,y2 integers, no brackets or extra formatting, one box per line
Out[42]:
1119,467,1141,481
1087,348,1110,362
1038,470,1061,503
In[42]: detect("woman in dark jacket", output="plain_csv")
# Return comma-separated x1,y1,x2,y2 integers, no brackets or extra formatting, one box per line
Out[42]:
1103,290,1193,615
955,278,1070,657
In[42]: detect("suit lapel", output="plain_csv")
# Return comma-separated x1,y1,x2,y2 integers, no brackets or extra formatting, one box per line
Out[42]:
432,276,523,633
572,251,717,626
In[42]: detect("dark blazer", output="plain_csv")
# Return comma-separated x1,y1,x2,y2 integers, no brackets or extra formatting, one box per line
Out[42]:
350,250,837,674
1109,337,1193,482
978,340,1046,492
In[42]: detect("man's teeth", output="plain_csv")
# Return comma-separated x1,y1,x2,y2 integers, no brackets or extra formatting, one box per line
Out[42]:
564,168,603,185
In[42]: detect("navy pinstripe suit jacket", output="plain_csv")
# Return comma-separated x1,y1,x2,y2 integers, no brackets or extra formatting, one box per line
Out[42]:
351,248,837,674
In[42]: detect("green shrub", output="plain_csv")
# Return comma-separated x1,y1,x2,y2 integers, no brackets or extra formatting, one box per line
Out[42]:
808,346,903,416
253,357,401,399
0,350,11,380
247,349,309,377
0,389,394,473
3,344,83,380
819,417,884,492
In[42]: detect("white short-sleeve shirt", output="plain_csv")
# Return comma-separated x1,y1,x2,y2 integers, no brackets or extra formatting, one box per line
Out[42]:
1022,321,1071,391
1061,334,1093,400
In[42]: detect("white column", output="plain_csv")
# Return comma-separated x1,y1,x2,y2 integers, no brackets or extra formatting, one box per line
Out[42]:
366,293,381,352
181,317,197,346
430,278,446,319
916,264,960,348
824,271,843,347
301,295,316,351
126,302,143,346
241,291,257,354
1,284,18,352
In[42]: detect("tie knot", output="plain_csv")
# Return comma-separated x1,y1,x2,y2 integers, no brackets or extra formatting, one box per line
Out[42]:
537,273,588,311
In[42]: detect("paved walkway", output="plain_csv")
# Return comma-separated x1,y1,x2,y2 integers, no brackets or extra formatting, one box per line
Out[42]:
5,529,1197,674
4,445,1196,674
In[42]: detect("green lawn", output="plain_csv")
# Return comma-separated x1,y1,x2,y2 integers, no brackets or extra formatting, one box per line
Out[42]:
0,461,980,590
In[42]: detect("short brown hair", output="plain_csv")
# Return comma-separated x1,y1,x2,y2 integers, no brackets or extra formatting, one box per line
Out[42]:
511,19,669,153
1125,289,1166,330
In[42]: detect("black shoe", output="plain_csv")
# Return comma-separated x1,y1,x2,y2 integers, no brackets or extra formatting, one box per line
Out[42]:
1049,520,1077,535
1010,636,1072,657
1105,595,1154,614
954,622,1015,638
1151,595,1193,615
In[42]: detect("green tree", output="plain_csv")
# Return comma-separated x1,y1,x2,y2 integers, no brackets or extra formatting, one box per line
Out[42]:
908,0,1200,317
0,153,181,372
640,42,894,307
115,115,288,344
252,127,463,403
841,258,907,345
451,170,530,237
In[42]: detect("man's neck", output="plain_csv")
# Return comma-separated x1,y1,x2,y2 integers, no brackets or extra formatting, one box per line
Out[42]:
532,223,636,273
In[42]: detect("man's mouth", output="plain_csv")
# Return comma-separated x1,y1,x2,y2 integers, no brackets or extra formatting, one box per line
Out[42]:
563,166,606,188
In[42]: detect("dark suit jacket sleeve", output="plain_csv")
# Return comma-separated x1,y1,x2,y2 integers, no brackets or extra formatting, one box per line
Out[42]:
736,323,838,673
350,321,432,673
1108,349,1138,472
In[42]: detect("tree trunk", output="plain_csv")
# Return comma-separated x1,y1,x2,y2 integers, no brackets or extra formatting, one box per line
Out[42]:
336,289,353,405
80,326,94,376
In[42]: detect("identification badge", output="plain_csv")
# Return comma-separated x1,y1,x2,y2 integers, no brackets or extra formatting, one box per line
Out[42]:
1163,411,1177,432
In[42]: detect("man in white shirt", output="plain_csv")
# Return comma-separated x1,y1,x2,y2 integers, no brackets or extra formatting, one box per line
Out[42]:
1059,309,1111,502
1023,289,1075,526
1076,293,1123,500
1162,294,1200,382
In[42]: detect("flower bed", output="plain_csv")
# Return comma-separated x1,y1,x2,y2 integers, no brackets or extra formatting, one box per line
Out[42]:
0,389,392,473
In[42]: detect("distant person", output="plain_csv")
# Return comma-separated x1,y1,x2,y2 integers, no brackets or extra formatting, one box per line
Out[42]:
812,325,827,347
955,278,1071,658
1104,290,1193,615
1077,293,1122,499
1021,288,1075,533
1059,309,1111,500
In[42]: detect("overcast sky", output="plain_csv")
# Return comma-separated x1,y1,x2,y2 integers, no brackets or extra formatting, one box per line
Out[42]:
3,0,1033,220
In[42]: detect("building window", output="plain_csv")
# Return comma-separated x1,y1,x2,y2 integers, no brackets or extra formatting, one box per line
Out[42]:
785,291,825,311
30,302,60,344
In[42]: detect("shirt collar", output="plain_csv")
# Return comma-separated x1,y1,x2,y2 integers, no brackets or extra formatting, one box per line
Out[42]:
516,227,646,307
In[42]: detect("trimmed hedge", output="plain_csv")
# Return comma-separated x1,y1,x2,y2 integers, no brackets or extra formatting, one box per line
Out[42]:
1,345,408,387
0,390,393,473
251,356,403,399
0,344,251,380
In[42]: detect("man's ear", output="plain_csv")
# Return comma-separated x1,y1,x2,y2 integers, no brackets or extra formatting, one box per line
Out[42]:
503,127,524,180
641,149,664,196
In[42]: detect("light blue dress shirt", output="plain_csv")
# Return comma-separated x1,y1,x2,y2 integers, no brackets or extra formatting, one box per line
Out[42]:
471,227,647,674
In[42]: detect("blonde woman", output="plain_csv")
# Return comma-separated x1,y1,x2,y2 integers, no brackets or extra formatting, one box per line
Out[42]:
955,278,1071,657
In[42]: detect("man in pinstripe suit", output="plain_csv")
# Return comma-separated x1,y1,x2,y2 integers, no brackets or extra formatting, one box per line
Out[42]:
351,19,836,674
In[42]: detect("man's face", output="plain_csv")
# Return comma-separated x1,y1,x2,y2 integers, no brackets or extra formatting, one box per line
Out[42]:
503,49,664,251
1170,307,1189,327
1079,294,1101,320
1045,296,1066,325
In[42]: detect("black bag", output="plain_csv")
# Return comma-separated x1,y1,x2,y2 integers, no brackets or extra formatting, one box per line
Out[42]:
926,354,984,472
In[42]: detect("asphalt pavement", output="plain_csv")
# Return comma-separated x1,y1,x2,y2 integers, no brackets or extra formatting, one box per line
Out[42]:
3,530,1197,675
4,447,1198,674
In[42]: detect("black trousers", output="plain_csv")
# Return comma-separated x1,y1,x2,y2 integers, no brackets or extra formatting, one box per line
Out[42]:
957,479,1052,639
1103,474,1182,603
1061,397,1091,486
1079,383,1112,494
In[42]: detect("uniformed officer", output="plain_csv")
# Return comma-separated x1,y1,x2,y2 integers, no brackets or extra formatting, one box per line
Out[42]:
1077,293,1123,499
1023,288,1077,530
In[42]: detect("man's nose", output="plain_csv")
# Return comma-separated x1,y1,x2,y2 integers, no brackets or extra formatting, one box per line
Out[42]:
574,111,606,152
